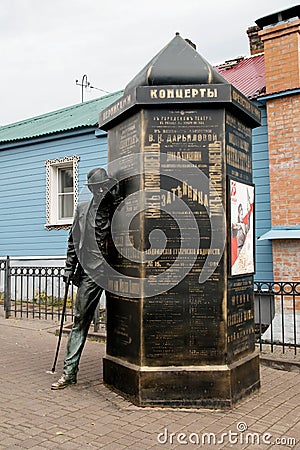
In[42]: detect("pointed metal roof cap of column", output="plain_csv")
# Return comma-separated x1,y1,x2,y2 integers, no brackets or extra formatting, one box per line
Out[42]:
125,33,227,93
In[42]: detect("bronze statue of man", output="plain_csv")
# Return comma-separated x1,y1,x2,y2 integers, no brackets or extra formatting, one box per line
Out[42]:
51,167,117,390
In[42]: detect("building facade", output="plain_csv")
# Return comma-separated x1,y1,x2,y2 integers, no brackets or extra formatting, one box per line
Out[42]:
257,8,300,282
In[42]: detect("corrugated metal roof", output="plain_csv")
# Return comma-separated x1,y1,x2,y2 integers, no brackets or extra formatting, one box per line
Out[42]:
216,54,265,99
0,91,123,144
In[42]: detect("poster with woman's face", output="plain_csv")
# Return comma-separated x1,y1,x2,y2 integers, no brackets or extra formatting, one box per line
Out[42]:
230,179,254,276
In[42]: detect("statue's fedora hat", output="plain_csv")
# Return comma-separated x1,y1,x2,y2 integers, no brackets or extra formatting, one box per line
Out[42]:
85,167,113,186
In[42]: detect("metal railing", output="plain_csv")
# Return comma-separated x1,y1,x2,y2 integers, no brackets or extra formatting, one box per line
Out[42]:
0,256,105,332
255,281,299,355
1,258,299,352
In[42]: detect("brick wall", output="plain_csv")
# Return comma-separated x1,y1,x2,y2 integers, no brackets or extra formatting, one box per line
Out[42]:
272,240,300,311
247,26,264,55
267,95,300,227
260,19,300,94
272,240,300,281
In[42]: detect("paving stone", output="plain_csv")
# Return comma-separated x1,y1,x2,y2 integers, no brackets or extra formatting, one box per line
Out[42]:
0,314,299,450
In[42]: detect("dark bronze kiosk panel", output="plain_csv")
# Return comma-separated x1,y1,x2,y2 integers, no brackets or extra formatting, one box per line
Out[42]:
99,34,261,408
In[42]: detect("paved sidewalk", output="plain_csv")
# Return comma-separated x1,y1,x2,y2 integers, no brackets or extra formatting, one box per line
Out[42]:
0,314,299,450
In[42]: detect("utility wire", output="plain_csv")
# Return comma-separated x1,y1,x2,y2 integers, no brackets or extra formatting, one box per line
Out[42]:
76,74,110,102
89,85,110,94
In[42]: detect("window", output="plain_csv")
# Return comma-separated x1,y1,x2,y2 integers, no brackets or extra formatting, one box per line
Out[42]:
58,167,74,220
45,156,80,229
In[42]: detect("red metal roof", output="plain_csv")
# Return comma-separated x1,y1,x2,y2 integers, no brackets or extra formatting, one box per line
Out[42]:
216,54,265,99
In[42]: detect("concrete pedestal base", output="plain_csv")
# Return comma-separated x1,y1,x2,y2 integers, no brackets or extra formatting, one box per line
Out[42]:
103,352,260,409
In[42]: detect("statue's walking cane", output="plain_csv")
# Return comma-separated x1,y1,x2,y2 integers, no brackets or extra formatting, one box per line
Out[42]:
50,277,71,373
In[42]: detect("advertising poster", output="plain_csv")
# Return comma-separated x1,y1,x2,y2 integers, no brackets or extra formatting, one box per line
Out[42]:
230,179,254,276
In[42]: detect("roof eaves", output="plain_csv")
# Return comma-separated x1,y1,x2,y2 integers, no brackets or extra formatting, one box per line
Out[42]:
0,123,98,145
258,87,300,100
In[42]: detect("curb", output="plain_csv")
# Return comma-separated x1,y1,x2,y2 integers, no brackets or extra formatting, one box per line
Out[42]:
260,355,300,373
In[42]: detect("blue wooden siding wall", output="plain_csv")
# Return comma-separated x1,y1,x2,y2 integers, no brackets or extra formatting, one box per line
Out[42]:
0,128,108,257
252,102,273,281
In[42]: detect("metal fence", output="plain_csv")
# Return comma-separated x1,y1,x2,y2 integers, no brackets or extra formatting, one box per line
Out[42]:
0,257,105,332
1,257,299,353
255,282,299,355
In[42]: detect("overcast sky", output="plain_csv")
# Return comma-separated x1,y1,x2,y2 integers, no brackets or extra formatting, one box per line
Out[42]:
0,0,295,125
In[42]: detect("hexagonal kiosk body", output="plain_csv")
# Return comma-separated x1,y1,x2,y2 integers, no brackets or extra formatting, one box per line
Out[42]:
99,35,261,408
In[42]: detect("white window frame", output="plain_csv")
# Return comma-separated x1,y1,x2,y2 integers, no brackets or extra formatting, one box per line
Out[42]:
45,156,80,230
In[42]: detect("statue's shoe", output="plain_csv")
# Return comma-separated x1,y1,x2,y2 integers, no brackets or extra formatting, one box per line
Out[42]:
51,374,77,390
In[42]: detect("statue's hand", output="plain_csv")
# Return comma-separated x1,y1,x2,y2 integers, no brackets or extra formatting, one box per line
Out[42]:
63,270,73,284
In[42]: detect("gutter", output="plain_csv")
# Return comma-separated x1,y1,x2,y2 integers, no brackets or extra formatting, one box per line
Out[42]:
258,87,300,102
